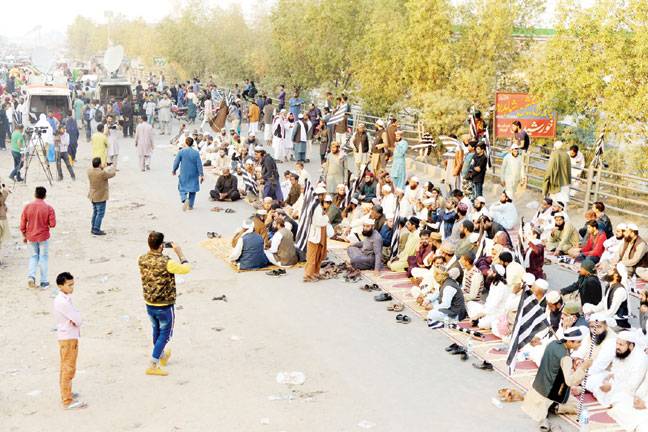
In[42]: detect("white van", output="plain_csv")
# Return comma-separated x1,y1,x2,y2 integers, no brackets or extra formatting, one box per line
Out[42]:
24,84,72,126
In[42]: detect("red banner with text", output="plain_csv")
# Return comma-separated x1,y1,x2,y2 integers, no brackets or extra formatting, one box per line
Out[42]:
495,93,556,139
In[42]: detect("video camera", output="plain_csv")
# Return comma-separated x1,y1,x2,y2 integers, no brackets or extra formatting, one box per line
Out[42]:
25,126,49,135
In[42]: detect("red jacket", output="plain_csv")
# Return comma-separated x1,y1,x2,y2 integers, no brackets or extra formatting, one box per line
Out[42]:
582,230,607,258
20,199,56,242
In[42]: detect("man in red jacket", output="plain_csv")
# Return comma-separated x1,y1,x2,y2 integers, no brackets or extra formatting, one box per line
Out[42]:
20,187,56,290
569,220,606,264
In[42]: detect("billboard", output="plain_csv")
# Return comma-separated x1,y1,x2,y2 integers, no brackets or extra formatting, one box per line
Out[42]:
495,92,556,138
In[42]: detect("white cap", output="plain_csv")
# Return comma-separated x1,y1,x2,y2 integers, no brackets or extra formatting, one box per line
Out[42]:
324,194,333,202
376,119,385,128
546,291,561,304
248,131,256,137
494,264,505,276
382,184,392,192
590,312,614,326
298,113,304,119
511,144,519,150
475,196,486,204
617,331,639,344
422,198,434,206
314,186,327,194
254,145,264,152
362,217,375,226
350,198,359,205
523,273,537,286
617,223,627,230
256,209,267,215
554,212,565,218
627,223,639,231
280,108,287,113
410,176,419,183
244,159,254,166
468,232,480,243
533,279,549,291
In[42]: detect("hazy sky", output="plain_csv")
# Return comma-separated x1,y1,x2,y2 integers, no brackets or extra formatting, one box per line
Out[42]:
1,0,269,39
3,0,591,41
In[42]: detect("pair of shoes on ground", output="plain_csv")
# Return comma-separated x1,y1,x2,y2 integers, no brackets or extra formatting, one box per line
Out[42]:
206,232,221,239
395,313,411,324
266,268,286,277
374,292,392,302
146,349,172,377
387,303,404,312
445,343,469,361
360,283,380,292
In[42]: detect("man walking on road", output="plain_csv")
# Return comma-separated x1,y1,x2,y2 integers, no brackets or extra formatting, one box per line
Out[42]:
172,137,204,211
135,114,155,172
138,232,191,376
87,157,117,235
20,186,56,290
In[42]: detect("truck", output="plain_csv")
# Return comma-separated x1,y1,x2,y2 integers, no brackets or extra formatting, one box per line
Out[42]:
96,77,133,106
23,84,72,126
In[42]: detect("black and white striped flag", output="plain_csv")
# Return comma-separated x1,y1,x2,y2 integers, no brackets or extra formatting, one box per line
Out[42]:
506,287,549,374
294,180,320,252
389,199,402,260
242,170,258,196
343,164,368,209
328,103,348,126
514,217,526,264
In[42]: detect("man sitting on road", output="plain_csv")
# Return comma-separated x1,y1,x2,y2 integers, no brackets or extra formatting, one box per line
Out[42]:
229,220,270,270
347,217,383,272
210,167,240,202
546,212,579,256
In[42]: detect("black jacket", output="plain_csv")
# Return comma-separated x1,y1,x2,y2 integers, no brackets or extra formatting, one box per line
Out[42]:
560,274,602,306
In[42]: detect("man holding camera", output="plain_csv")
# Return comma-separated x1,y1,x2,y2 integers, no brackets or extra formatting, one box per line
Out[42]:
105,115,121,170
138,231,191,376
87,157,116,236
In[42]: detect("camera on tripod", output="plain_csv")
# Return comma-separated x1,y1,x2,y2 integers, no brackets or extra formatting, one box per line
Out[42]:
25,126,49,135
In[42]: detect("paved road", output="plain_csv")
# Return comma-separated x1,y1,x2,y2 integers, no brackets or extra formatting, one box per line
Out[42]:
0,122,570,431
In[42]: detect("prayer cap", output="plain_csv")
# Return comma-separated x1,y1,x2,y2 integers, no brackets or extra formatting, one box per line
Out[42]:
533,279,549,291
475,196,486,204
468,232,480,243
523,273,537,286
563,327,584,341
324,194,333,202
580,259,596,273
363,217,375,225
546,291,561,304
448,267,461,280
256,209,267,216
617,223,627,230
382,184,392,192
617,331,638,344
553,212,565,219
375,119,385,128
440,241,455,255
511,144,519,150
627,223,639,231
350,198,359,205
430,232,442,241
254,145,265,152
494,264,505,276
410,176,419,183
314,186,327,194
422,198,434,206
563,303,580,314
244,159,254,165
589,312,614,326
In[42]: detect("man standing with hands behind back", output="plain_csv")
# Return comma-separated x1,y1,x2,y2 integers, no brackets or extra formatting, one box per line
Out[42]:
20,186,56,290
87,157,116,236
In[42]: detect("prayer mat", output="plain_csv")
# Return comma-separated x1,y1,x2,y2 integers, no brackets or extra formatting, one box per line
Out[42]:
200,237,305,273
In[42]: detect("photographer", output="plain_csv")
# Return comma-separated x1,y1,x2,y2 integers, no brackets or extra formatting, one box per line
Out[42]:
137,231,191,376
87,157,116,236
105,115,121,169
55,125,75,181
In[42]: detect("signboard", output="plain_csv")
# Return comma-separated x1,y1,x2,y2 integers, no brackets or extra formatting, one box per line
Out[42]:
495,92,556,138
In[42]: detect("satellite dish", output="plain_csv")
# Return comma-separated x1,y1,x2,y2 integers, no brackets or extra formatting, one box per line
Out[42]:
31,47,56,74
103,45,124,74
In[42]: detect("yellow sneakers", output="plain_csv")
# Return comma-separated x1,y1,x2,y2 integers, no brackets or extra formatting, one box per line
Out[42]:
145,364,168,376
160,349,171,367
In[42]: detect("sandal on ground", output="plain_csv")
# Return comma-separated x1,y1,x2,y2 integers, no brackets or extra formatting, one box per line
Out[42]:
472,361,494,371
207,232,222,239
397,315,411,324
387,303,404,312
370,283,380,291
210,206,223,212
360,284,373,291
374,292,392,302
224,208,235,213
445,343,460,352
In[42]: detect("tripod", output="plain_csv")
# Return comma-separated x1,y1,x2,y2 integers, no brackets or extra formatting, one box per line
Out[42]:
23,130,54,186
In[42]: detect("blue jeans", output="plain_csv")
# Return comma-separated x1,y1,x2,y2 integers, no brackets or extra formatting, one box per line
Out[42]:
146,305,175,362
9,150,23,180
180,191,196,208
91,201,106,232
263,182,283,202
473,182,483,198
28,240,49,286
